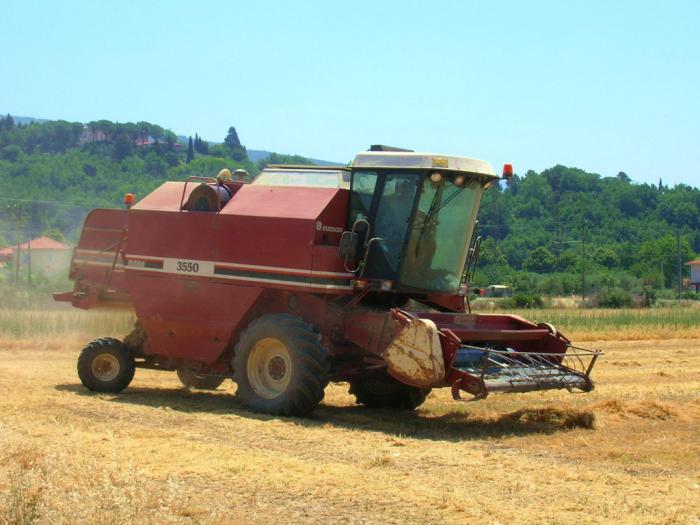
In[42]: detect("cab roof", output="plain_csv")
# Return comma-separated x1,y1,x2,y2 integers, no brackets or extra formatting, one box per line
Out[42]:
351,151,497,177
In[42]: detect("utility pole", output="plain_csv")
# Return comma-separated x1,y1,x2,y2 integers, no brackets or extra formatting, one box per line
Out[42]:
27,236,32,287
677,228,682,301
660,261,665,288
10,204,23,283
581,221,587,307
556,223,562,269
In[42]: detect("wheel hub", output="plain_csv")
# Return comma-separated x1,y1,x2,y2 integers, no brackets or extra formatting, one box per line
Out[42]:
91,353,120,382
267,356,287,380
247,337,292,399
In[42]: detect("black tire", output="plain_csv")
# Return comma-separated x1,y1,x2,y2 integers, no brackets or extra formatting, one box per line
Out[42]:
177,368,225,390
233,314,329,417
349,372,431,410
77,338,135,393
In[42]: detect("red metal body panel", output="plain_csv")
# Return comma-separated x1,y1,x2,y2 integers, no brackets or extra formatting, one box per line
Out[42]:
414,312,569,353
119,182,354,361
59,180,359,364
129,182,352,273
54,209,129,308
221,184,340,219
128,273,264,363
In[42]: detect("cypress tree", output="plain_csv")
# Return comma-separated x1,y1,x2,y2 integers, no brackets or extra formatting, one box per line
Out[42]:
186,136,194,163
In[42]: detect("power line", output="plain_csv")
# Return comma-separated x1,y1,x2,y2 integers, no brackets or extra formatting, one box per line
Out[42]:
0,196,115,209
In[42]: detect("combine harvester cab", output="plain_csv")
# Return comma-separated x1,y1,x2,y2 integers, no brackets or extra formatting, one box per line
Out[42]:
56,148,601,416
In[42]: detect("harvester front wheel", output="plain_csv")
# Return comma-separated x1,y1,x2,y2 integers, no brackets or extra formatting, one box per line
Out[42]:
77,338,135,393
233,314,329,417
177,368,225,390
349,373,430,410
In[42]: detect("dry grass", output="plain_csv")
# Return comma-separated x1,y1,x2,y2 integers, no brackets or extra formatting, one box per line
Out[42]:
5,305,700,341
0,312,699,524
503,307,700,341
0,308,134,339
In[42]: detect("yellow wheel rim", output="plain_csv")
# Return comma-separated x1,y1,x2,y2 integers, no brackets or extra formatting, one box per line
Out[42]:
246,337,292,399
91,353,120,382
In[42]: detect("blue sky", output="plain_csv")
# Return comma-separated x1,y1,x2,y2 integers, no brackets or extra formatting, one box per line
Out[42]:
1,0,698,186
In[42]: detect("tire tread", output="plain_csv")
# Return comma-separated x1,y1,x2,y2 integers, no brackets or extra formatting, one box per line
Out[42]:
233,314,328,417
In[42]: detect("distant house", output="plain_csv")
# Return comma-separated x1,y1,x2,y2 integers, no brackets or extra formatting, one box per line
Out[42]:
0,236,72,279
688,260,700,292
79,126,107,144
135,136,182,150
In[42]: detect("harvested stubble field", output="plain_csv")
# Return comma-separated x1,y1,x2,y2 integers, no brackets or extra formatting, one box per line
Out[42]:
1,308,699,524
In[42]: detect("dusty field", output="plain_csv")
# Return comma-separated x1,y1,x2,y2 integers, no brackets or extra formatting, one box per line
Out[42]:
1,335,699,524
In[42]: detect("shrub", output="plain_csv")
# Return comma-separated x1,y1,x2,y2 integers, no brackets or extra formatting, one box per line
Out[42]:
1,144,24,162
505,292,544,309
597,288,634,308
641,287,657,307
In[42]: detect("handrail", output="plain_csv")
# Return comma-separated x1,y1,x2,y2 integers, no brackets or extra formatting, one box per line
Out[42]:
343,218,371,273
100,228,128,292
357,237,383,279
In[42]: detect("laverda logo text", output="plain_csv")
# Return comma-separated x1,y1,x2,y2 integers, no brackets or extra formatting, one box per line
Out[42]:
315,221,343,233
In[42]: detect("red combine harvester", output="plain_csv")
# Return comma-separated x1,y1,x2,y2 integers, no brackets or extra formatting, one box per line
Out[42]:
55,147,601,416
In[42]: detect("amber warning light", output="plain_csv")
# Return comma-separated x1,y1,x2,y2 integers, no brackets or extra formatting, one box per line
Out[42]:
124,193,135,209
502,164,514,179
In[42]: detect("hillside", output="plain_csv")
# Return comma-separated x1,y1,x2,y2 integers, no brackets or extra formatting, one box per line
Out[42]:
5,115,341,166
0,116,329,245
475,167,699,299
247,149,342,166
1,114,698,300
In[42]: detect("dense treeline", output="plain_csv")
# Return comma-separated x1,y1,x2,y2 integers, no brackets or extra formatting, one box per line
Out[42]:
475,166,699,300
0,116,311,243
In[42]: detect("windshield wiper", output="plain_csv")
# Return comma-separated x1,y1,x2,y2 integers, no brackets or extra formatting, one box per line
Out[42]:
414,185,466,255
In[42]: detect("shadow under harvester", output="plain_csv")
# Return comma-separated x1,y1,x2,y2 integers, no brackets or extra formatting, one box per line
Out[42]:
55,383,595,441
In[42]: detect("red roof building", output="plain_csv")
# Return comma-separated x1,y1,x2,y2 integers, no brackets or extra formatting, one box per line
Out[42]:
0,236,72,277
0,236,70,258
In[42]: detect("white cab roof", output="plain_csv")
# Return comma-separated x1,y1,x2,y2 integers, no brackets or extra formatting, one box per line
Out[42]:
351,151,497,177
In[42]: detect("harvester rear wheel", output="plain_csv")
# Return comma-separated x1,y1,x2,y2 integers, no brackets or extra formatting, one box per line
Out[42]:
233,314,329,417
176,368,225,390
349,373,430,410
77,338,135,393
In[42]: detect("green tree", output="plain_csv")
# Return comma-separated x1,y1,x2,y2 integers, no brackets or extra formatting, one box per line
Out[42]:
638,234,694,287
144,151,168,177
593,246,620,268
0,114,14,131
616,171,631,183
193,134,209,154
186,136,194,163
112,132,134,161
523,247,556,273
657,187,699,229
0,145,23,162
256,152,313,171
224,126,247,161
41,228,66,243
224,126,241,150
506,271,537,293
209,144,229,158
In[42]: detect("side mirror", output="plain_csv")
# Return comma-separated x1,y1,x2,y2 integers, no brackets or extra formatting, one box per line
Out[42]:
339,231,359,263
